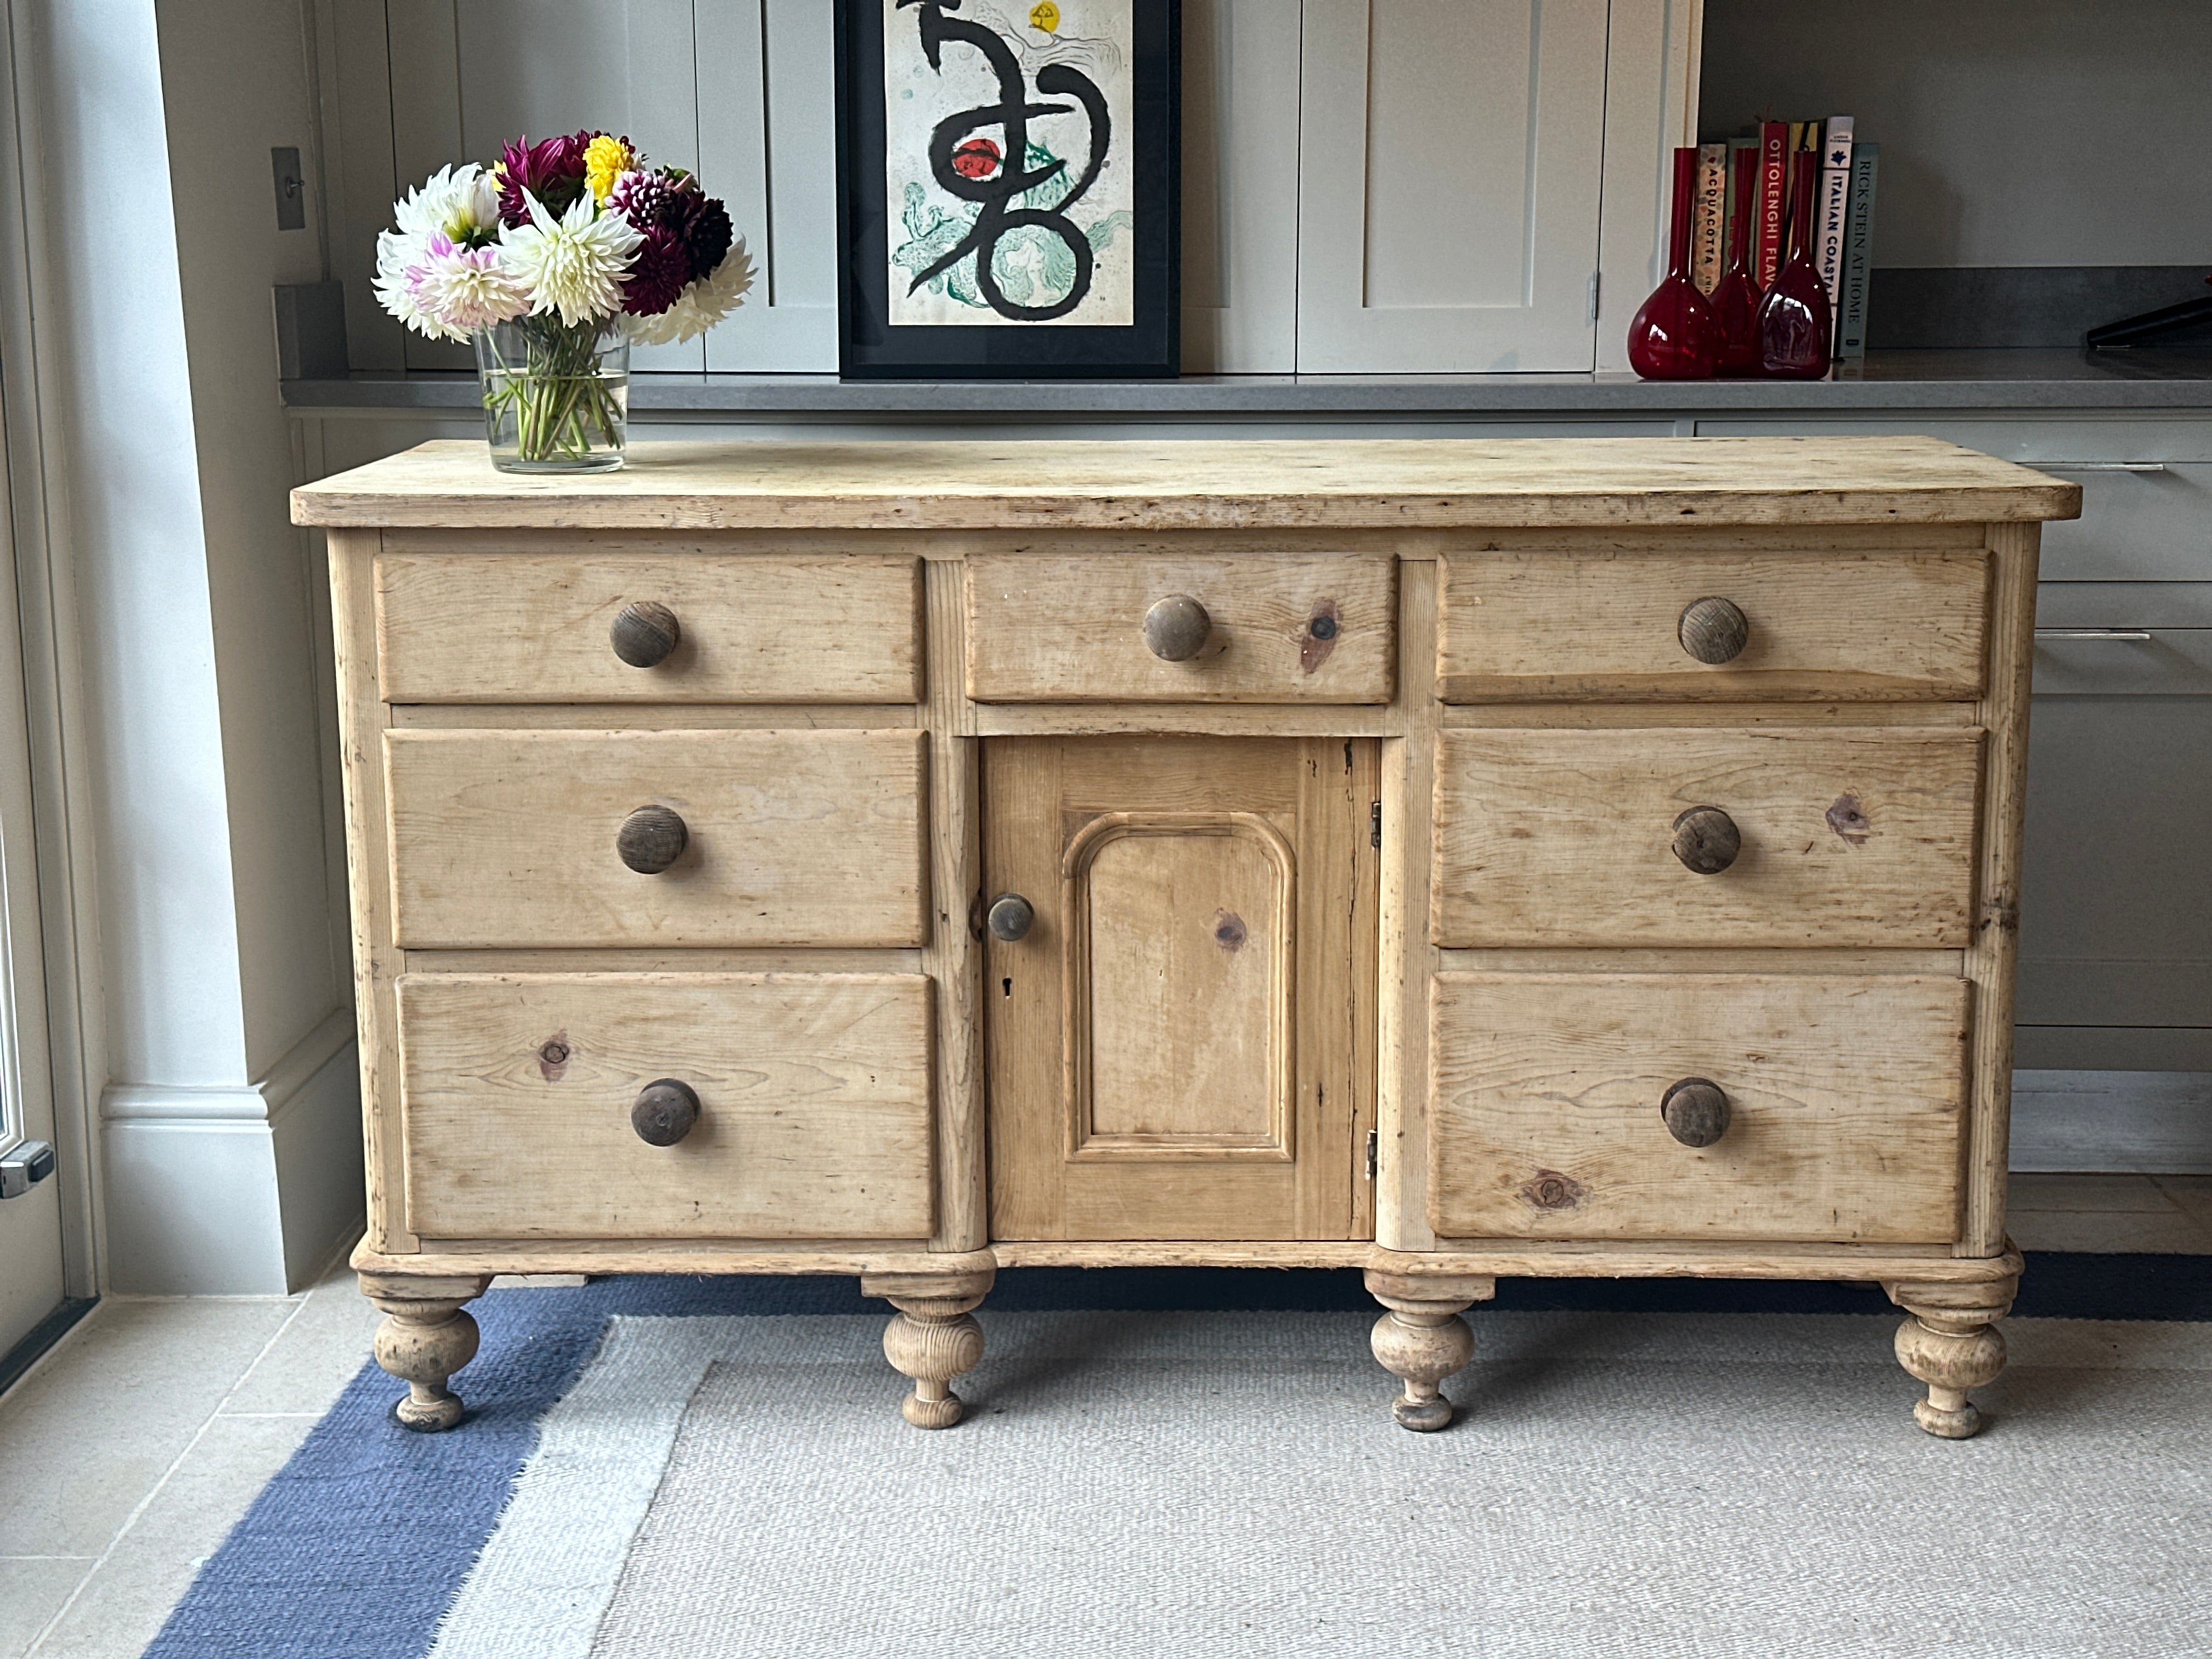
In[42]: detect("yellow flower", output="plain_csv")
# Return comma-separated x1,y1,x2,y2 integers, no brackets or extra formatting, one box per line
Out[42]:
583,135,636,205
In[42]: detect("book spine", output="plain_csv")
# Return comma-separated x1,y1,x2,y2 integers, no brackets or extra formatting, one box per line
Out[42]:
1815,116,1855,336
1756,121,1789,288
1836,142,1881,359
1692,143,1727,294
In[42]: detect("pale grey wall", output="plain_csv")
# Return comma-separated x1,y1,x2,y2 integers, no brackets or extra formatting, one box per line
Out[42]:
1698,0,2212,269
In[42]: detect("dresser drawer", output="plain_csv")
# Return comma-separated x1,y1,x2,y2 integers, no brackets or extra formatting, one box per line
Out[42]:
964,553,1396,702
1429,973,1968,1243
1431,727,1982,947
1437,548,1990,701
397,973,935,1240
384,729,926,948
374,550,921,703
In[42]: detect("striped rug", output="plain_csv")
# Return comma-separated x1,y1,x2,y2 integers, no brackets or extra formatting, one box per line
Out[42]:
142,1261,2212,1659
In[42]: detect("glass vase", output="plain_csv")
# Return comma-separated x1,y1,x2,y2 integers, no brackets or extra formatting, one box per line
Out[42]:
1627,147,1717,381
1755,149,1834,380
1711,142,1764,376
474,318,629,473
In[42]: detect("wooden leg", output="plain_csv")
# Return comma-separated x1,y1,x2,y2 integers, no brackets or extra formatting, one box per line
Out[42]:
862,1269,994,1429
1884,1274,2017,1439
359,1272,492,1433
1364,1269,1494,1432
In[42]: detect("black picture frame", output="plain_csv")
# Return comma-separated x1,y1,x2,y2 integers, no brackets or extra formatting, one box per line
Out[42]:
834,0,1181,380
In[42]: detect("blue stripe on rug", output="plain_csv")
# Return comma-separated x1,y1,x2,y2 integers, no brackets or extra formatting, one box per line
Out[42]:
142,1251,2212,1658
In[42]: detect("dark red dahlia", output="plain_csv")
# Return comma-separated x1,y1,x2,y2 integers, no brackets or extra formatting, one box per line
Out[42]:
676,194,733,282
608,168,678,230
495,130,592,227
621,224,691,316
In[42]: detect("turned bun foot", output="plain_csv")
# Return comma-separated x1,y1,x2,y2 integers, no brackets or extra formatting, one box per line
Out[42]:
360,1272,490,1434
1885,1273,2016,1440
864,1271,993,1430
1364,1270,1491,1433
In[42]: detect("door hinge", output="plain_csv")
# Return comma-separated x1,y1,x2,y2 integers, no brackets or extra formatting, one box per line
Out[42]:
0,1140,54,1200
1369,801,1382,849
1587,270,1602,323
1364,1129,1378,1181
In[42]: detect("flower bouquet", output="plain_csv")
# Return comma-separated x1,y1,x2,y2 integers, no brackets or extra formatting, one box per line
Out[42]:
375,132,753,472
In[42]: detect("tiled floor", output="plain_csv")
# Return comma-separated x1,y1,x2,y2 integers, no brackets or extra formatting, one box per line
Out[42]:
3,1174,2209,1659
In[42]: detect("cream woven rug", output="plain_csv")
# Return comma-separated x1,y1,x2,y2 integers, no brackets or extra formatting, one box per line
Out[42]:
425,1310,2212,1659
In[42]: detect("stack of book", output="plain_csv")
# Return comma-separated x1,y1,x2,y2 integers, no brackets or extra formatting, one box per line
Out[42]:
1690,119,1880,360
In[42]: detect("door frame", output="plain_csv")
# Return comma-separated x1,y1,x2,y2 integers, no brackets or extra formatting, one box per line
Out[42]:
0,1,113,1308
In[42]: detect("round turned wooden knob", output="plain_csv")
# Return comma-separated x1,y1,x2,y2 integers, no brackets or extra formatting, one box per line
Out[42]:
1671,805,1741,875
1143,594,1212,662
610,601,681,668
1678,596,1750,665
1661,1077,1731,1147
986,893,1034,942
617,804,688,874
631,1078,701,1147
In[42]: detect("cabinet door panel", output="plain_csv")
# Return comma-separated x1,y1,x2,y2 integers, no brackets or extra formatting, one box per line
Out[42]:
1296,0,1610,371
985,737,1378,1241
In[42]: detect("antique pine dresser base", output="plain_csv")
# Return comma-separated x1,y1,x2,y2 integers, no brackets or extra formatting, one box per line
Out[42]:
293,437,2076,1439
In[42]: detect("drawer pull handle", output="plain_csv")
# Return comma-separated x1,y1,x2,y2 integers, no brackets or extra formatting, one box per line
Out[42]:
631,1078,701,1147
1661,1077,1730,1147
1678,596,1750,665
617,804,689,874
1671,805,1741,874
610,601,681,668
986,892,1035,942
1143,594,1212,662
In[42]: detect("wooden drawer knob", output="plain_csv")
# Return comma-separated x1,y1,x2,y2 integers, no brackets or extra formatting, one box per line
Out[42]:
617,804,688,874
1671,805,1741,874
611,601,681,668
1661,1077,1730,1147
986,892,1035,942
1678,596,1750,664
631,1078,701,1146
1143,594,1212,662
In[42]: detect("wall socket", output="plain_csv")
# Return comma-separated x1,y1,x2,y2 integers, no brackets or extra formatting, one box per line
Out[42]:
271,146,306,232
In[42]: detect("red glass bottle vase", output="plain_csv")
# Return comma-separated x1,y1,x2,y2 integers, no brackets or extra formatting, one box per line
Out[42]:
1627,147,1717,380
1710,142,1763,375
1756,148,1833,379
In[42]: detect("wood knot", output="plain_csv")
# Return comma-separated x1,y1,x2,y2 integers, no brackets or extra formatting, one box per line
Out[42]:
1299,599,1342,674
1520,1169,1584,1210
537,1034,572,1081
1826,794,1873,845
1212,910,1248,952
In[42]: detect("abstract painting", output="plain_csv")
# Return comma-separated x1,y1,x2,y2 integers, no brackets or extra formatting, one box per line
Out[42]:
883,0,1135,327
837,0,1178,377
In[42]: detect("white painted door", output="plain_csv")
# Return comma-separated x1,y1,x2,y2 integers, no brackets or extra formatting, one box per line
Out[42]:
1295,0,1612,373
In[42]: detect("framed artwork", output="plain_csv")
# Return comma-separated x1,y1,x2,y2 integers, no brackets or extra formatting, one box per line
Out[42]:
834,0,1180,378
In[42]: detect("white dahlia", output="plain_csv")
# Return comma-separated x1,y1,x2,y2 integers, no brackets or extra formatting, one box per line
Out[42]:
625,237,756,347
392,162,500,245
409,235,531,335
498,190,642,328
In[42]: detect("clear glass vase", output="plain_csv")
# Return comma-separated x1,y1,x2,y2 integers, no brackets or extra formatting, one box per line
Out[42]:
473,318,629,473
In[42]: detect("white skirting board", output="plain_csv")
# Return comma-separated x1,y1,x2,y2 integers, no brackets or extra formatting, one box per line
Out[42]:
98,1011,364,1294
2010,1070,2212,1174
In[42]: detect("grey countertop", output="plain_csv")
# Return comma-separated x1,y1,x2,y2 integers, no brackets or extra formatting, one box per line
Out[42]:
283,348,2212,419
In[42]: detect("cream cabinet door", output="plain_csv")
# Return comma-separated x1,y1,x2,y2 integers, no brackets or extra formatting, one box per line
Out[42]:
1295,0,1612,373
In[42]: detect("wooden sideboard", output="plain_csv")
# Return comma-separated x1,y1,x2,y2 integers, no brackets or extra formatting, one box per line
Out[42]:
292,436,2078,1438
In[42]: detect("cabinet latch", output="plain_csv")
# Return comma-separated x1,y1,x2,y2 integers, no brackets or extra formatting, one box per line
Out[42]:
1364,1129,1378,1180
1369,801,1381,850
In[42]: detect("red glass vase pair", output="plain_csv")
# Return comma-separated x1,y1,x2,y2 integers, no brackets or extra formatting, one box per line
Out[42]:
1628,146,1832,380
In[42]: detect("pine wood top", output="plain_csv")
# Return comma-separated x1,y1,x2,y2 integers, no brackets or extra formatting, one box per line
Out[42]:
291,436,2080,531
